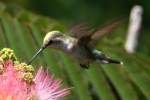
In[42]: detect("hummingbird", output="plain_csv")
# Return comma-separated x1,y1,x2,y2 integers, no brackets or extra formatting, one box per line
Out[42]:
28,18,123,69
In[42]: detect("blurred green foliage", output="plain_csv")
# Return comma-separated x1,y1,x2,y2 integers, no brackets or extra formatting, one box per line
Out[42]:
0,1,150,100
1,0,150,56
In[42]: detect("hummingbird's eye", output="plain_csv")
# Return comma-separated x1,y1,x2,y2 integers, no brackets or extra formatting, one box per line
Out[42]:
49,40,53,44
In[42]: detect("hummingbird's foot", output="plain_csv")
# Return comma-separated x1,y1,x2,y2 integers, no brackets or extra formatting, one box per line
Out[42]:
80,64,89,69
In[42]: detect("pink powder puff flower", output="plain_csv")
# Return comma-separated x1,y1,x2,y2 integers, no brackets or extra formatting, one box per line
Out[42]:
0,48,70,100
0,60,30,100
32,68,70,100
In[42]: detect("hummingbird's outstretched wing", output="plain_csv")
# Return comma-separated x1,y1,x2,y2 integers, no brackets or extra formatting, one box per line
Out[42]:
91,17,124,40
69,22,93,40
70,17,124,45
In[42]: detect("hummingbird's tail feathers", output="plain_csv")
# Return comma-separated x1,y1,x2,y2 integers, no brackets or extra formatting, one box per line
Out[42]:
92,49,123,65
100,58,123,65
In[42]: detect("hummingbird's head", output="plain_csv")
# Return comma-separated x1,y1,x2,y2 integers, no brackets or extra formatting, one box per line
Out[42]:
42,30,64,48
28,30,63,65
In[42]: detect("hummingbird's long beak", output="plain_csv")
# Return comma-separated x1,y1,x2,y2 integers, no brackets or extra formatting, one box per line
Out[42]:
28,47,44,65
